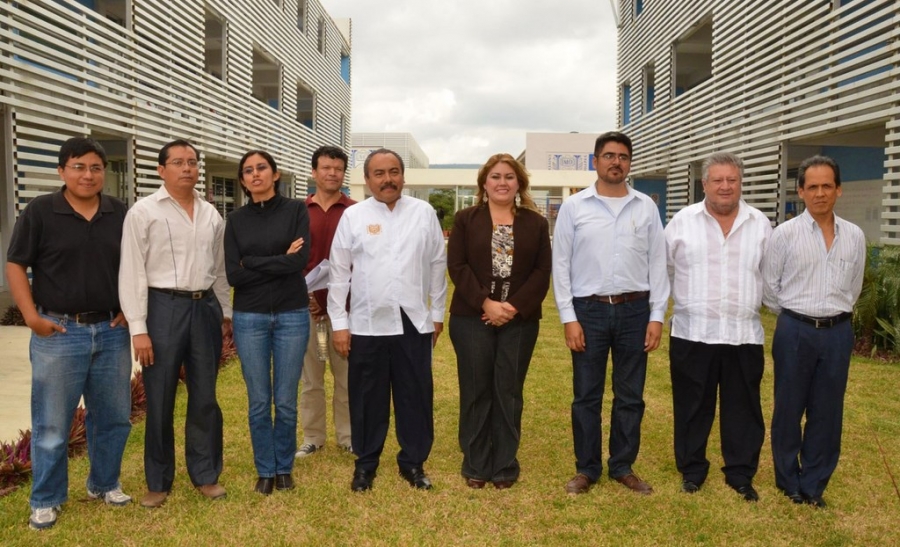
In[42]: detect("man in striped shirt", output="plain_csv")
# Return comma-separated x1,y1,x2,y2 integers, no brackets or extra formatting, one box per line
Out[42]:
665,152,772,502
762,155,865,509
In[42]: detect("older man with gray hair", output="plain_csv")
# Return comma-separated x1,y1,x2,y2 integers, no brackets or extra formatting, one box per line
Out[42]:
664,152,772,501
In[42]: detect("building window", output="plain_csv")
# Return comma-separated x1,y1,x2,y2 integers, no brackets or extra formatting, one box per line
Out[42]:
297,0,306,32
340,49,350,84
644,64,655,113
210,176,237,218
75,0,129,28
635,0,644,17
673,17,713,97
317,16,326,54
622,83,632,125
204,8,226,80
252,47,281,110
296,81,315,129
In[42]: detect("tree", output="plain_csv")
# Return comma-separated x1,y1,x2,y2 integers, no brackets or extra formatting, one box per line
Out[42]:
428,188,456,231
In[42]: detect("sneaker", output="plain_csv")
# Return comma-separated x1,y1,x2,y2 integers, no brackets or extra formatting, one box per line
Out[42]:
295,443,322,458
87,486,132,506
29,506,59,530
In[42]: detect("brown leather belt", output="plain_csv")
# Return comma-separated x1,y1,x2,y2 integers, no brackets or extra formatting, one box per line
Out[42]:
782,308,852,329
586,291,650,305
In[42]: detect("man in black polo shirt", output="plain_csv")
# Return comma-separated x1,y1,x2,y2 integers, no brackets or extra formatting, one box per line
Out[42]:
6,137,132,530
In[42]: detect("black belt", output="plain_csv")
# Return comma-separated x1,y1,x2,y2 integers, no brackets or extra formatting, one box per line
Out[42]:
586,291,650,305
149,287,212,300
782,309,852,329
37,306,116,325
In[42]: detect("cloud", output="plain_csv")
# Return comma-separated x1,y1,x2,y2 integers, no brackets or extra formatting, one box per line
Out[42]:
321,0,619,163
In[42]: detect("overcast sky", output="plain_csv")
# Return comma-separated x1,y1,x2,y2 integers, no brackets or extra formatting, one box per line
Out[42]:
320,0,620,165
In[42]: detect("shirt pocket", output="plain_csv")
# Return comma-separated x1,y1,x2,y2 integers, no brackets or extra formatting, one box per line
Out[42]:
828,257,856,294
616,221,649,254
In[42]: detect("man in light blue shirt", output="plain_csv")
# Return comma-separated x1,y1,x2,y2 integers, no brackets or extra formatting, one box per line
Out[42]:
553,132,669,496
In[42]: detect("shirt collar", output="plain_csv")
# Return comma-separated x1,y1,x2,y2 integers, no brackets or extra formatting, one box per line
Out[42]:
154,184,200,203
582,182,635,201
51,185,114,215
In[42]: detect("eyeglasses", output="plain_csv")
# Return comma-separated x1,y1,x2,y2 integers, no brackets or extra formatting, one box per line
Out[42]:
600,153,631,162
241,164,270,176
167,159,199,169
65,164,105,174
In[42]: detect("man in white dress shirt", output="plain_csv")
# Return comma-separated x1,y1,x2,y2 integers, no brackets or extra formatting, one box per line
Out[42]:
328,148,447,492
119,139,233,508
553,132,669,495
763,155,865,508
665,152,772,502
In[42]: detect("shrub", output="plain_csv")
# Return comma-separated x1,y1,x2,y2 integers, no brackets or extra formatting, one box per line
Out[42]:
854,245,900,358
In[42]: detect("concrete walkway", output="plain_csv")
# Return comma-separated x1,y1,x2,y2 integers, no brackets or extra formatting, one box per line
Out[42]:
0,325,32,443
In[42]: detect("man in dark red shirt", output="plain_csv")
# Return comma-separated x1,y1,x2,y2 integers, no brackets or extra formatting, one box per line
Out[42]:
297,145,356,458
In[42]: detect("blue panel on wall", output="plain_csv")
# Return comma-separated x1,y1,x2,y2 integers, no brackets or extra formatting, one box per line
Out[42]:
623,85,631,125
340,55,350,84
821,146,885,182
633,178,667,224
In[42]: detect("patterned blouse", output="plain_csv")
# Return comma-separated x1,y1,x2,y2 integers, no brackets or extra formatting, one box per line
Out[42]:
490,224,514,302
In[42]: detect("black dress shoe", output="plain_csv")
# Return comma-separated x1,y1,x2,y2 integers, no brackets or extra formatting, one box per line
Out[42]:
681,480,701,494
275,474,294,491
729,483,759,502
492,480,515,490
254,477,274,495
783,490,805,504
399,466,433,490
351,469,376,492
806,495,827,508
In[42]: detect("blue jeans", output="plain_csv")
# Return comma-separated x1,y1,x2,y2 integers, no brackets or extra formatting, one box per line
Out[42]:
233,310,309,477
571,296,649,481
29,313,132,509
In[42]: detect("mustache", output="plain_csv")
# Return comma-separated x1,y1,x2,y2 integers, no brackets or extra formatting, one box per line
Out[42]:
380,182,399,191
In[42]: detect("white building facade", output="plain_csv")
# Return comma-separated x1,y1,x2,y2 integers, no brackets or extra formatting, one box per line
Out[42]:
616,0,899,243
0,0,352,291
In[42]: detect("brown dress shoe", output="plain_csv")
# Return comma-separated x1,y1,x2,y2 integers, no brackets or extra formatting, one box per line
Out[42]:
465,478,487,489
493,480,515,490
140,491,168,508
196,483,227,500
614,473,653,495
565,473,594,494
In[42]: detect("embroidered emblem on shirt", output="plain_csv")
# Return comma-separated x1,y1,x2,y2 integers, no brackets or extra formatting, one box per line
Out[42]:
367,224,382,235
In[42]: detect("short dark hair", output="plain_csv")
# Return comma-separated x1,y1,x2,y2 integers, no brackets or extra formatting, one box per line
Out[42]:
797,155,841,188
312,145,348,170
158,139,200,166
363,148,404,178
594,131,633,158
58,137,107,168
238,150,281,199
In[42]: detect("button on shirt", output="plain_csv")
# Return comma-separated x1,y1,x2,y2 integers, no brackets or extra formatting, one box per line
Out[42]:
553,184,669,324
762,210,865,317
327,195,447,335
119,185,232,335
666,200,772,345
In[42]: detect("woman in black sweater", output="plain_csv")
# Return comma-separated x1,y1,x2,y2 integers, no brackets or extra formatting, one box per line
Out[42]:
225,150,310,495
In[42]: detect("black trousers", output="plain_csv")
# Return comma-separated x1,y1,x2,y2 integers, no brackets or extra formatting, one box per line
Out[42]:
348,311,434,473
450,314,539,483
143,290,224,491
669,337,764,487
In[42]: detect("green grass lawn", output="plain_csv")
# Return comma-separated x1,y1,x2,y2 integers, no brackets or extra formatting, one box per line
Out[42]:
2,290,899,546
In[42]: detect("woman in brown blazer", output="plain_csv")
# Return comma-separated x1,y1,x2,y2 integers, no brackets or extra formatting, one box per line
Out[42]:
447,153,552,489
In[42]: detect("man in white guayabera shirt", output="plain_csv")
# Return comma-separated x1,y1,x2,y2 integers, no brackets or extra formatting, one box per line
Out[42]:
763,155,865,509
665,152,772,502
328,148,447,493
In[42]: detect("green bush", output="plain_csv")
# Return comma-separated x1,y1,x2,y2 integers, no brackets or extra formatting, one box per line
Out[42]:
854,245,900,358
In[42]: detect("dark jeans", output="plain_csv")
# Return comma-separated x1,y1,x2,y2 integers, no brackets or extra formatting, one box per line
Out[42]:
669,337,764,487
143,290,224,492
348,311,434,474
771,312,853,498
571,295,649,481
450,314,539,483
